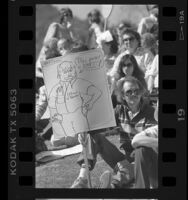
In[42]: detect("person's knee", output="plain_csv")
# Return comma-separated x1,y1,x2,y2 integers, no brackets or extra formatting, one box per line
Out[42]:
135,146,152,154
50,136,64,147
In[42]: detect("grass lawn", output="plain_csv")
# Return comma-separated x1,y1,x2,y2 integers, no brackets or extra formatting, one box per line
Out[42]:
36,135,124,188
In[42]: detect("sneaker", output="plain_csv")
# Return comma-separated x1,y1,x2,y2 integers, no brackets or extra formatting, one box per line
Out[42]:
111,170,134,188
99,170,112,188
112,160,135,188
70,177,88,188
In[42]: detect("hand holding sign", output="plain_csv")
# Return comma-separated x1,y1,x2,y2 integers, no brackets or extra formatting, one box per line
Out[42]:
101,5,113,31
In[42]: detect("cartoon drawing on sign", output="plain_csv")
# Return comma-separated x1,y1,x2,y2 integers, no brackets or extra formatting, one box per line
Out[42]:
48,60,102,136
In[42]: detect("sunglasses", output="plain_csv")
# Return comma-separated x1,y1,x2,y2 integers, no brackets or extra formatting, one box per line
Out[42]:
123,36,135,42
124,89,141,97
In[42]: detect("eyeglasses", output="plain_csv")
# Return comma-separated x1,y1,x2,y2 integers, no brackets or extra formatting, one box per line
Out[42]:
124,89,140,97
123,36,135,43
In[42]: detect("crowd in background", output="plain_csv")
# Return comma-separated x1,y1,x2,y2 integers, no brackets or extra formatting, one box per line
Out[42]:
35,6,159,189
36,6,158,98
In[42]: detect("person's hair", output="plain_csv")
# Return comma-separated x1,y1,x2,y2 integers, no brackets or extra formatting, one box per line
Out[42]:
118,21,135,33
150,23,158,40
87,9,102,24
146,5,158,12
59,8,73,24
141,32,157,54
103,32,118,55
43,38,59,59
121,28,141,47
43,37,58,49
115,54,147,88
150,7,159,18
58,38,74,50
115,76,145,103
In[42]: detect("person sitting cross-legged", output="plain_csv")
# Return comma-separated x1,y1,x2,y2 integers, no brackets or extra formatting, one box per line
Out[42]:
99,76,157,188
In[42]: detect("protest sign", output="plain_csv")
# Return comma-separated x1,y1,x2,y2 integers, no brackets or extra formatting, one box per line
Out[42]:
41,48,116,138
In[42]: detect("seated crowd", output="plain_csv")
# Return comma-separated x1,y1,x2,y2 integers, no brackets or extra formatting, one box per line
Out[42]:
36,6,159,189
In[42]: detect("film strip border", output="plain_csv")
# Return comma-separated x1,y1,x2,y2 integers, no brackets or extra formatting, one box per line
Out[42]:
8,1,187,200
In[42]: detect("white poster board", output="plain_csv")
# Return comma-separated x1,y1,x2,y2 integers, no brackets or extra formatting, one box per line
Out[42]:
41,48,116,138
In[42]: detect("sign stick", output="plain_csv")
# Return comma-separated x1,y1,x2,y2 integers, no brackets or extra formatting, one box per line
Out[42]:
101,5,113,32
82,133,92,188
104,19,107,32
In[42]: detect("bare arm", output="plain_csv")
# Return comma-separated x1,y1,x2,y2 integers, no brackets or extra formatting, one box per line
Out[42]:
132,125,158,148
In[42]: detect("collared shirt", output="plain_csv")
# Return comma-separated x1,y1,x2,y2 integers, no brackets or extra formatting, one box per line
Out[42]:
115,100,157,141
128,109,140,120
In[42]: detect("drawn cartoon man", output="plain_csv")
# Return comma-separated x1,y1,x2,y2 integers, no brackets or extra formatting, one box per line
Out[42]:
48,61,102,139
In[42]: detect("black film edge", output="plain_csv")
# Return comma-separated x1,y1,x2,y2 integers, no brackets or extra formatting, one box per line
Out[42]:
8,1,187,200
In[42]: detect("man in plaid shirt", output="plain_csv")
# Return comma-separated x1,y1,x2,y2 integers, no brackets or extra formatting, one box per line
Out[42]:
71,76,157,188
115,94,156,161
104,76,157,188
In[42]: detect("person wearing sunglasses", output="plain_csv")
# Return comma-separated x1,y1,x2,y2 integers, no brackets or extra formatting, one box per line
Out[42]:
116,22,135,53
99,76,157,188
115,76,157,152
108,54,147,108
111,28,155,76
